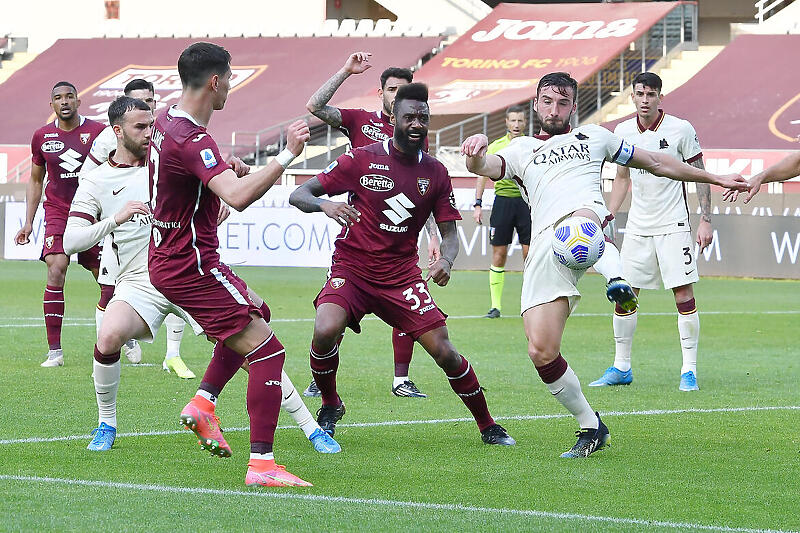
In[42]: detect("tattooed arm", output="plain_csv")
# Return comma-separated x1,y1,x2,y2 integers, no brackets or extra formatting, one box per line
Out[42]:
425,215,441,264
691,158,713,252
306,52,372,129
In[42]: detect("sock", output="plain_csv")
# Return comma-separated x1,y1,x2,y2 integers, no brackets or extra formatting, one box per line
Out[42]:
310,338,342,406
677,298,699,375
446,355,495,431
393,376,409,388
93,345,121,428
248,454,275,469
612,305,638,372
95,284,114,338
392,329,413,378
195,390,217,407
489,266,504,310
43,285,64,350
164,313,185,359
592,241,624,282
198,342,246,401
280,370,317,438
246,333,286,452
536,354,597,429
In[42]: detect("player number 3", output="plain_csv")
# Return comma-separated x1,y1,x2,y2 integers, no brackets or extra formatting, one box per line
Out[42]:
403,282,432,311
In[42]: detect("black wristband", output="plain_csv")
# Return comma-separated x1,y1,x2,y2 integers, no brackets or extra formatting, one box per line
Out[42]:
474,199,483,207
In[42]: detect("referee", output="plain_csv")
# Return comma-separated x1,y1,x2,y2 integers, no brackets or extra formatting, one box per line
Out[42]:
472,105,531,318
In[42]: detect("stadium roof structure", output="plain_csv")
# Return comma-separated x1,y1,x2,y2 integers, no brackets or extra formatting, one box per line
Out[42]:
411,1,679,115
604,34,800,150
0,36,441,147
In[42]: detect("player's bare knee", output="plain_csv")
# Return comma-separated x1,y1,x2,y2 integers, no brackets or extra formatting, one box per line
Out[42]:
96,329,124,354
528,342,557,367
673,283,694,303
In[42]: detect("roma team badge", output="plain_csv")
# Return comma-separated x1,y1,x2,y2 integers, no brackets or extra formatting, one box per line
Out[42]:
80,133,91,144
330,278,345,289
45,235,54,249
417,177,430,196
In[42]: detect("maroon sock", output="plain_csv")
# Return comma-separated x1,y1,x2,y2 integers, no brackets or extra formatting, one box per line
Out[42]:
392,328,414,377
310,338,341,406
200,342,246,398
44,285,64,350
535,354,568,384
245,333,286,452
97,283,114,312
93,345,120,364
446,355,495,432
677,298,697,315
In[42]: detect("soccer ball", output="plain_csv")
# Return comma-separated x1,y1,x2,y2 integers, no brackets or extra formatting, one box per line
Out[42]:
552,216,605,269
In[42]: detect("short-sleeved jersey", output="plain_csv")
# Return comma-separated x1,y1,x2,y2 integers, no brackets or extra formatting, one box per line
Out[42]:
318,139,460,283
69,155,151,280
496,124,635,239
614,112,703,236
487,133,522,198
338,108,429,151
81,125,117,176
30,116,106,214
148,106,231,285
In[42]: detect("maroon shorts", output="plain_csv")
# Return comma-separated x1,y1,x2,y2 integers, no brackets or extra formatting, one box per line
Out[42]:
153,262,265,343
314,267,447,339
40,214,101,271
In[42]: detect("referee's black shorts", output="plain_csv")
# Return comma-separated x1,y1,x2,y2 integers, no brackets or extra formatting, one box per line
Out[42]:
489,195,531,246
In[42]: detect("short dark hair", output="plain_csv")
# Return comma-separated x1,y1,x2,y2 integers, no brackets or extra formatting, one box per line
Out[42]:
380,67,413,89
178,42,231,89
506,105,526,116
632,72,662,93
52,81,77,95
108,96,151,126
124,78,155,95
392,82,428,114
537,72,578,102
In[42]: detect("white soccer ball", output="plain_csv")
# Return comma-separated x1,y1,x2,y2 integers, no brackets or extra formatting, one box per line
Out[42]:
552,216,605,270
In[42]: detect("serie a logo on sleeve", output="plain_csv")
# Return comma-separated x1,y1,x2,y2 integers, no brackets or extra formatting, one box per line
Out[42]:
200,148,217,169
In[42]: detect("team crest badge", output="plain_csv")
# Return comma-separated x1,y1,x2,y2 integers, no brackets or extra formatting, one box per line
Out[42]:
330,278,345,289
80,133,91,144
45,235,54,249
417,178,430,196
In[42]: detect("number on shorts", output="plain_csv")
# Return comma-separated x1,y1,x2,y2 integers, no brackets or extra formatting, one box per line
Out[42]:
403,282,433,311
149,147,160,211
682,247,692,265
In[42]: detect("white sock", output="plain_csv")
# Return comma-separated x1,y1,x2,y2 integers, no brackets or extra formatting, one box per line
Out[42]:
546,365,597,429
93,359,120,428
195,389,217,406
249,452,274,461
593,242,624,282
612,310,637,372
393,376,409,388
280,370,318,438
164,313,185,359
678,311,699,375
95,308,104,339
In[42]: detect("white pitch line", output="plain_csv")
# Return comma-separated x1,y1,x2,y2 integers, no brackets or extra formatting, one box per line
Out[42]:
0,474,791,533
2,405,797,446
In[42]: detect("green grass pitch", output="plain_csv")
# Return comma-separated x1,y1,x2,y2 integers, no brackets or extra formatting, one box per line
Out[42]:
0,259,798,532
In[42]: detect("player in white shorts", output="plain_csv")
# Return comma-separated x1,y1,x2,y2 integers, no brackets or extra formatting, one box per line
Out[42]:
65,96,341,454
590,72,713,392
462,72,749,458
80,78,197,378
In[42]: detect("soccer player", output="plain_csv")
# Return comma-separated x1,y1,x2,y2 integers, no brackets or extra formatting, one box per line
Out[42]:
461,72,748,457
81,78,195,378
589,72,712,391
148,42,316,487
290,82,515,446
14,81,106,367
472,105,531,319
305,51,439,398
723,151,800,203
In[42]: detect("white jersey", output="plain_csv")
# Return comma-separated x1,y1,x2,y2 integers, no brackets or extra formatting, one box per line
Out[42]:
614,112,703,236
495,123,635,238
70,157,152,280
80,125,117,177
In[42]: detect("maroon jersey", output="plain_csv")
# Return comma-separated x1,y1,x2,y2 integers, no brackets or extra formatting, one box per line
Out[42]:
339,108,428,151
30,117,105,215
148,106,231,285
318,139,460,283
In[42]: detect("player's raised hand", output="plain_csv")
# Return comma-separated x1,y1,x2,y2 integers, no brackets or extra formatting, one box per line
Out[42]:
14,222,32,245
320,200,360,227
286,120,311,157
426,258,452,287
343,52,372,75
460,134,489,158
742,172,767,204
114,201,150,225
227,156,250,178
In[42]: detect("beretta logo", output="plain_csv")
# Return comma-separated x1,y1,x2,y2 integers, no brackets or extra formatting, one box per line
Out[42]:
361,124,390,142
360,174,394,192
42,140,65,153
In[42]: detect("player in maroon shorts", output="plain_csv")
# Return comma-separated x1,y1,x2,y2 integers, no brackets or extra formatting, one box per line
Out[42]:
305,51,439,399
290,82,515,446
147,42,312,487
14,81,106,368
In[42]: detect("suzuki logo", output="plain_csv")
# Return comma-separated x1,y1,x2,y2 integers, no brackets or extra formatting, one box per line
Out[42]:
382,193,415,225
58,148,83,172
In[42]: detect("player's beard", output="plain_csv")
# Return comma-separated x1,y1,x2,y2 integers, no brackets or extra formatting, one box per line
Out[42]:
539,113,572,136
123,136,148,160
395,130,424,154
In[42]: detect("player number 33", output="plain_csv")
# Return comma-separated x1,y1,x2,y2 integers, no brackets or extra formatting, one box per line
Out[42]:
403,282,432,311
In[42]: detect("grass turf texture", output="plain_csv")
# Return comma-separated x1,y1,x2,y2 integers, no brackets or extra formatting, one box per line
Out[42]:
1,259,798,532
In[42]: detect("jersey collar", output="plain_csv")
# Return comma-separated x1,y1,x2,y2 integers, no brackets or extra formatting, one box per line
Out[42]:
168,105,202,127
108,150,145,168
383,139,422,163
533,125,571,141
54,115,86,130
636,110,665,133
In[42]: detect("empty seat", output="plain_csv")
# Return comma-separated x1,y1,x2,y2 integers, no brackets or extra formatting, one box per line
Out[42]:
350,19,374,37
369,19,392,37
314,19,339,37
334,18,356,37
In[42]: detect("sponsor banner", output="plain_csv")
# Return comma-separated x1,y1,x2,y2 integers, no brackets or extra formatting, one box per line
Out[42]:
415,2,678,115
0,145,31,184
4,202,46,260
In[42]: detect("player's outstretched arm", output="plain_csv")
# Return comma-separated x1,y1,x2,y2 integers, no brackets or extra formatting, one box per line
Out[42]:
627,148,749,191
14,163,45,245
306,52,372,128
288,177,361,226
461,134,503,181
208,121,310,211
727,151,800,204
427,220,458,287
608,164,631,217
